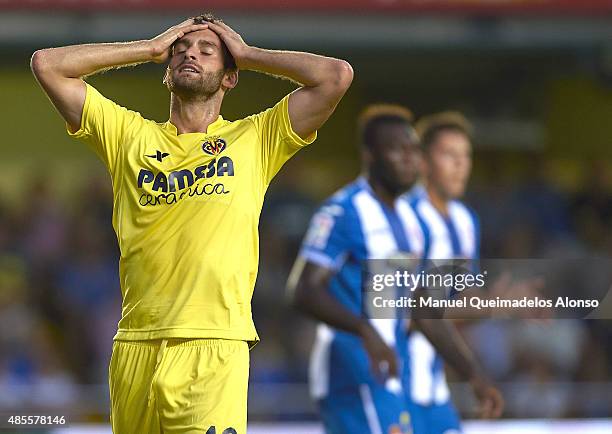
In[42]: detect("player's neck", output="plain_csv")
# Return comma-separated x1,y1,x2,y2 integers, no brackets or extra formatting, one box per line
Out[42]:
367,176,401,208
426,184,449,216
169,93,223,134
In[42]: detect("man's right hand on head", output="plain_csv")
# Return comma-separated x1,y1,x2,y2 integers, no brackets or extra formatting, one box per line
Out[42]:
359,321,399,382
148,20,210,64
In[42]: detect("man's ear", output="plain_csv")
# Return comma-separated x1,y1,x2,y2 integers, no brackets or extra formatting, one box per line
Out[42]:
222,69,239,91
162,66,170,86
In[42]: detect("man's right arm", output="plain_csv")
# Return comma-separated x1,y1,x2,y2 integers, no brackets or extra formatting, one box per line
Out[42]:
287,257,399,379
30,19,209,131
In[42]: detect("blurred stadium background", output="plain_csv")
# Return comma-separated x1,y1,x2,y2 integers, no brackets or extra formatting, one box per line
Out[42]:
1,0,611,432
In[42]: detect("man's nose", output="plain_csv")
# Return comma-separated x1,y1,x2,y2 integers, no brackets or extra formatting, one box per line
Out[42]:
185,47,198,60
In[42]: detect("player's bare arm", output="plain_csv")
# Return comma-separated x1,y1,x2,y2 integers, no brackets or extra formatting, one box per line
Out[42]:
30,19,209,131
412,316,504,419
207,20,353,139
287,258,398,379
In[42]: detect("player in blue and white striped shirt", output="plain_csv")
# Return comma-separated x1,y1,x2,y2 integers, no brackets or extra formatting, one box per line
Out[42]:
405,112,501,434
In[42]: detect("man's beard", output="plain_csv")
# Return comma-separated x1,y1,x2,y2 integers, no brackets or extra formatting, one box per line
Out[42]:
371,162,416,197
165,68,225,100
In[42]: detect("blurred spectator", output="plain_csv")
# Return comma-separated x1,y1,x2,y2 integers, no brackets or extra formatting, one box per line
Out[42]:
570,161,612,254
18,176,68,269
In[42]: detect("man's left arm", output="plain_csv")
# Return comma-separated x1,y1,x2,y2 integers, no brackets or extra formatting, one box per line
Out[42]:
412,315,504,419
208,20,353,139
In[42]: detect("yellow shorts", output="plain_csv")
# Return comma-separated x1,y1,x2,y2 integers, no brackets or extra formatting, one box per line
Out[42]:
109,338,249,434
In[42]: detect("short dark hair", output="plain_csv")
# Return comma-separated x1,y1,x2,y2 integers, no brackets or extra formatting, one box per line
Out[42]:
358,104,415,149
416,111,473,153
191,13,237,71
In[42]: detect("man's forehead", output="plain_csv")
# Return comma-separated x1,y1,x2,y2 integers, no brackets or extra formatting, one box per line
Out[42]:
435,129,470,144
175,29,221,47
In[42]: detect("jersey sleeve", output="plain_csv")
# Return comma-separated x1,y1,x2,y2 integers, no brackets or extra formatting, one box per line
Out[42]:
249,93,317,184
67,82,140,174
300,203,351,271
452,208,482,298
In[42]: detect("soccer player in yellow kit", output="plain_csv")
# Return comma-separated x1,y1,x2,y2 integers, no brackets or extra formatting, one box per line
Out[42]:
31,14,353,434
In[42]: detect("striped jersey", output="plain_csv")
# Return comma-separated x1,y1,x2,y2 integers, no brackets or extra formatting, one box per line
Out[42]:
299,177,426,399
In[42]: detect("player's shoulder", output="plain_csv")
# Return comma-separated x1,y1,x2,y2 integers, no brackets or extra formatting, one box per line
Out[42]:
307,180,368,237
403,184,428,210
449,199,480,225
242,96,288,124
320,178,368,214
449,198,477,216
304,181,365,250
85,82,145,119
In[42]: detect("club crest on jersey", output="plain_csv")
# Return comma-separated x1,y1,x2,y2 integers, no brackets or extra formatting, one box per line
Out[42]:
202,136,227,156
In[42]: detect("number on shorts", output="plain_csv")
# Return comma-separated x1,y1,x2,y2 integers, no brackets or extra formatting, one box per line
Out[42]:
206,427,237,434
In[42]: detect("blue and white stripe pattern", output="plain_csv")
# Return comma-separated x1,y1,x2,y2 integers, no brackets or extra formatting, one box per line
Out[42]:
405,185,480,406
300,177,425,400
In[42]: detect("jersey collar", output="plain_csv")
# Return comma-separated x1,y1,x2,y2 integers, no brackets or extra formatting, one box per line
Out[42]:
162,115,226,136
356,176,372,193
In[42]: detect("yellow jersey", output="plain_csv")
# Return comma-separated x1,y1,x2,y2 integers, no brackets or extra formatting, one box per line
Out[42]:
68,83,316,344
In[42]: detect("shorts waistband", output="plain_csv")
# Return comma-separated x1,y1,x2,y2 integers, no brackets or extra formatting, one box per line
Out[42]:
115,338,244,348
